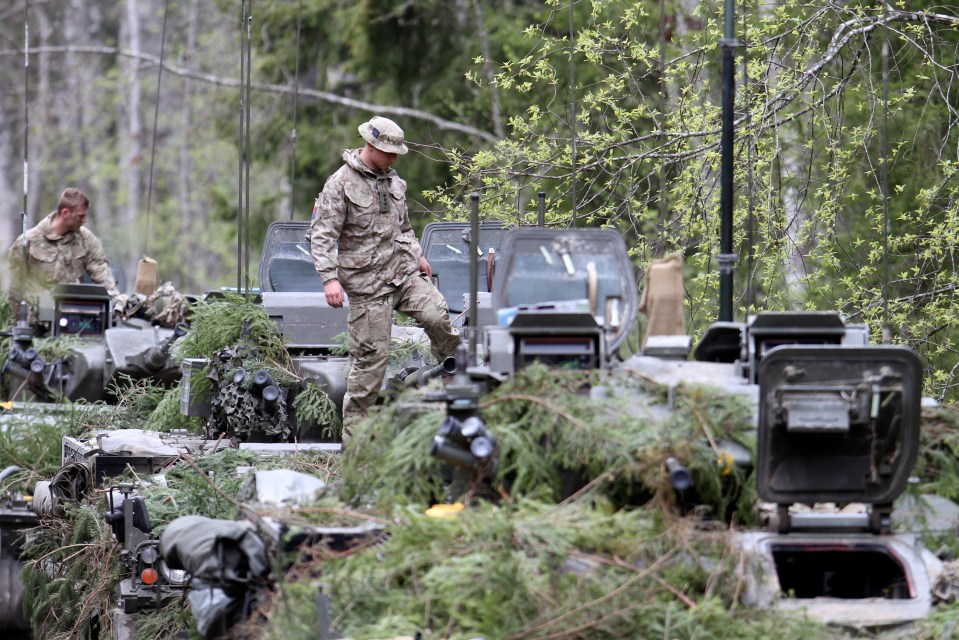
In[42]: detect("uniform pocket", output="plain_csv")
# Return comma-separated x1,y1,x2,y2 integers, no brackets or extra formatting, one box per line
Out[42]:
388,180,407,220
28,242,59,264
344,184,376,229
338,251,377,296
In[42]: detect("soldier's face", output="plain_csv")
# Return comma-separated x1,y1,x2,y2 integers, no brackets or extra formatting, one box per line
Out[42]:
366,146,397,172
61,206,88,231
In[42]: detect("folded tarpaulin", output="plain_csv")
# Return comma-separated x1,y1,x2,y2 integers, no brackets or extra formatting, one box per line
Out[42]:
158,515,270,585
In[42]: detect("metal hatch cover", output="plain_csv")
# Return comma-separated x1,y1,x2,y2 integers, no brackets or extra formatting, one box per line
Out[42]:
756,345,922,506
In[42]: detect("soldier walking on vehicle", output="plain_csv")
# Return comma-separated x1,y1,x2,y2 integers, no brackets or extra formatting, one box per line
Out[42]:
310,116,460,434
7,187,120,320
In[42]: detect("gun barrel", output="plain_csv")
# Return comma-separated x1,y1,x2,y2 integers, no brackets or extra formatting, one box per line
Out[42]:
261,385,281,412
665,457,693,492
252,369,275,391
3,360,40,382
403,357,456,388
430,436,478,470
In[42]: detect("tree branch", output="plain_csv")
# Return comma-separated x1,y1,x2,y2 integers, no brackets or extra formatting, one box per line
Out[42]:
0,44,501,145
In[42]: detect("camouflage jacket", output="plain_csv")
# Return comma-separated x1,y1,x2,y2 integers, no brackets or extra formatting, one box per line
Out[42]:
7,211,120,310
310,149,422,299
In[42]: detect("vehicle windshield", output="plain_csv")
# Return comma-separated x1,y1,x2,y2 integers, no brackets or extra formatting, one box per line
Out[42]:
423,225,511,314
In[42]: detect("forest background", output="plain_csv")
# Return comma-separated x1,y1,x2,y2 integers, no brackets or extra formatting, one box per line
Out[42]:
0,0,958,399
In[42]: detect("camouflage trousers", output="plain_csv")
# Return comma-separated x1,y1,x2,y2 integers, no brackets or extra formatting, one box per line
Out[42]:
342,273,460,434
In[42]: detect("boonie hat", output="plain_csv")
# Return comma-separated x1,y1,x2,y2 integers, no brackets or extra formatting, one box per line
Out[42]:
358,116,408,155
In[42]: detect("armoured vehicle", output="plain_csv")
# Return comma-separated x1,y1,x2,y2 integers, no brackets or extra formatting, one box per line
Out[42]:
4,219,954,637
421,225,950,630
3,283,184,404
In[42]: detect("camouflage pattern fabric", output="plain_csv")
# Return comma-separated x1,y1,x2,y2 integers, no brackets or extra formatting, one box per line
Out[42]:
311,149,460,433
145,281,190,328
342,273,460,434
7,211,120,312
310,149,422,296
114,283,190,328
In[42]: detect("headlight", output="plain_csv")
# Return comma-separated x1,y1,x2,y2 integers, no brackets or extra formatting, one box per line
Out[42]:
140,545,159,565
158,560,191,587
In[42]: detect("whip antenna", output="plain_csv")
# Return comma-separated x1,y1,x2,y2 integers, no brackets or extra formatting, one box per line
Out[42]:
289,0,302,220
568,0,577,227
19,0,31,322
244,1,253,298
743,5,755,310
21,1,29,238
144,0,171,256
880,2,891,343
237,0,246,294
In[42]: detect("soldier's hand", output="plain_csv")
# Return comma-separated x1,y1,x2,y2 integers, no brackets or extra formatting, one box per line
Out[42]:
419,257,432,278
325,280,345,308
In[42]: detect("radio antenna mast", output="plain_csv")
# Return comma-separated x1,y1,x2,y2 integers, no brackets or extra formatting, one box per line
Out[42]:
289,0,302,220
145,0,171,256
18,0,31,323
568,0,578,227
244,0,253,299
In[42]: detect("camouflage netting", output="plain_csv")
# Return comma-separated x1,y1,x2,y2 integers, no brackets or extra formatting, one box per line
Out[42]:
5,296,959,638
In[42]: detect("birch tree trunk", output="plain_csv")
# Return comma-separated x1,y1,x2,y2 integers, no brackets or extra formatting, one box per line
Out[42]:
31,5,50,224
120,0,142,288
0,103,16,268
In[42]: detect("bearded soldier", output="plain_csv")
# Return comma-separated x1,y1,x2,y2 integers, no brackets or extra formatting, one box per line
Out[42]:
310,116,460,433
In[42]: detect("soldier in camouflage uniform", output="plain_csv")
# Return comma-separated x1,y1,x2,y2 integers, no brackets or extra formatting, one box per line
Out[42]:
7,188,120,320
311,116,460,432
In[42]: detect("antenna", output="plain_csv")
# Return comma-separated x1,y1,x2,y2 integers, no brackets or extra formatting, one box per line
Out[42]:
469,192,479,364
718,0,738,322
21,1,29,240
19,0,30,323
880,2,890,343
289,0,303,220
237,0,245,294
658,0,667,247
244,1,253,299
568,0,577,227
145,0,171,256
742,5,755,311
